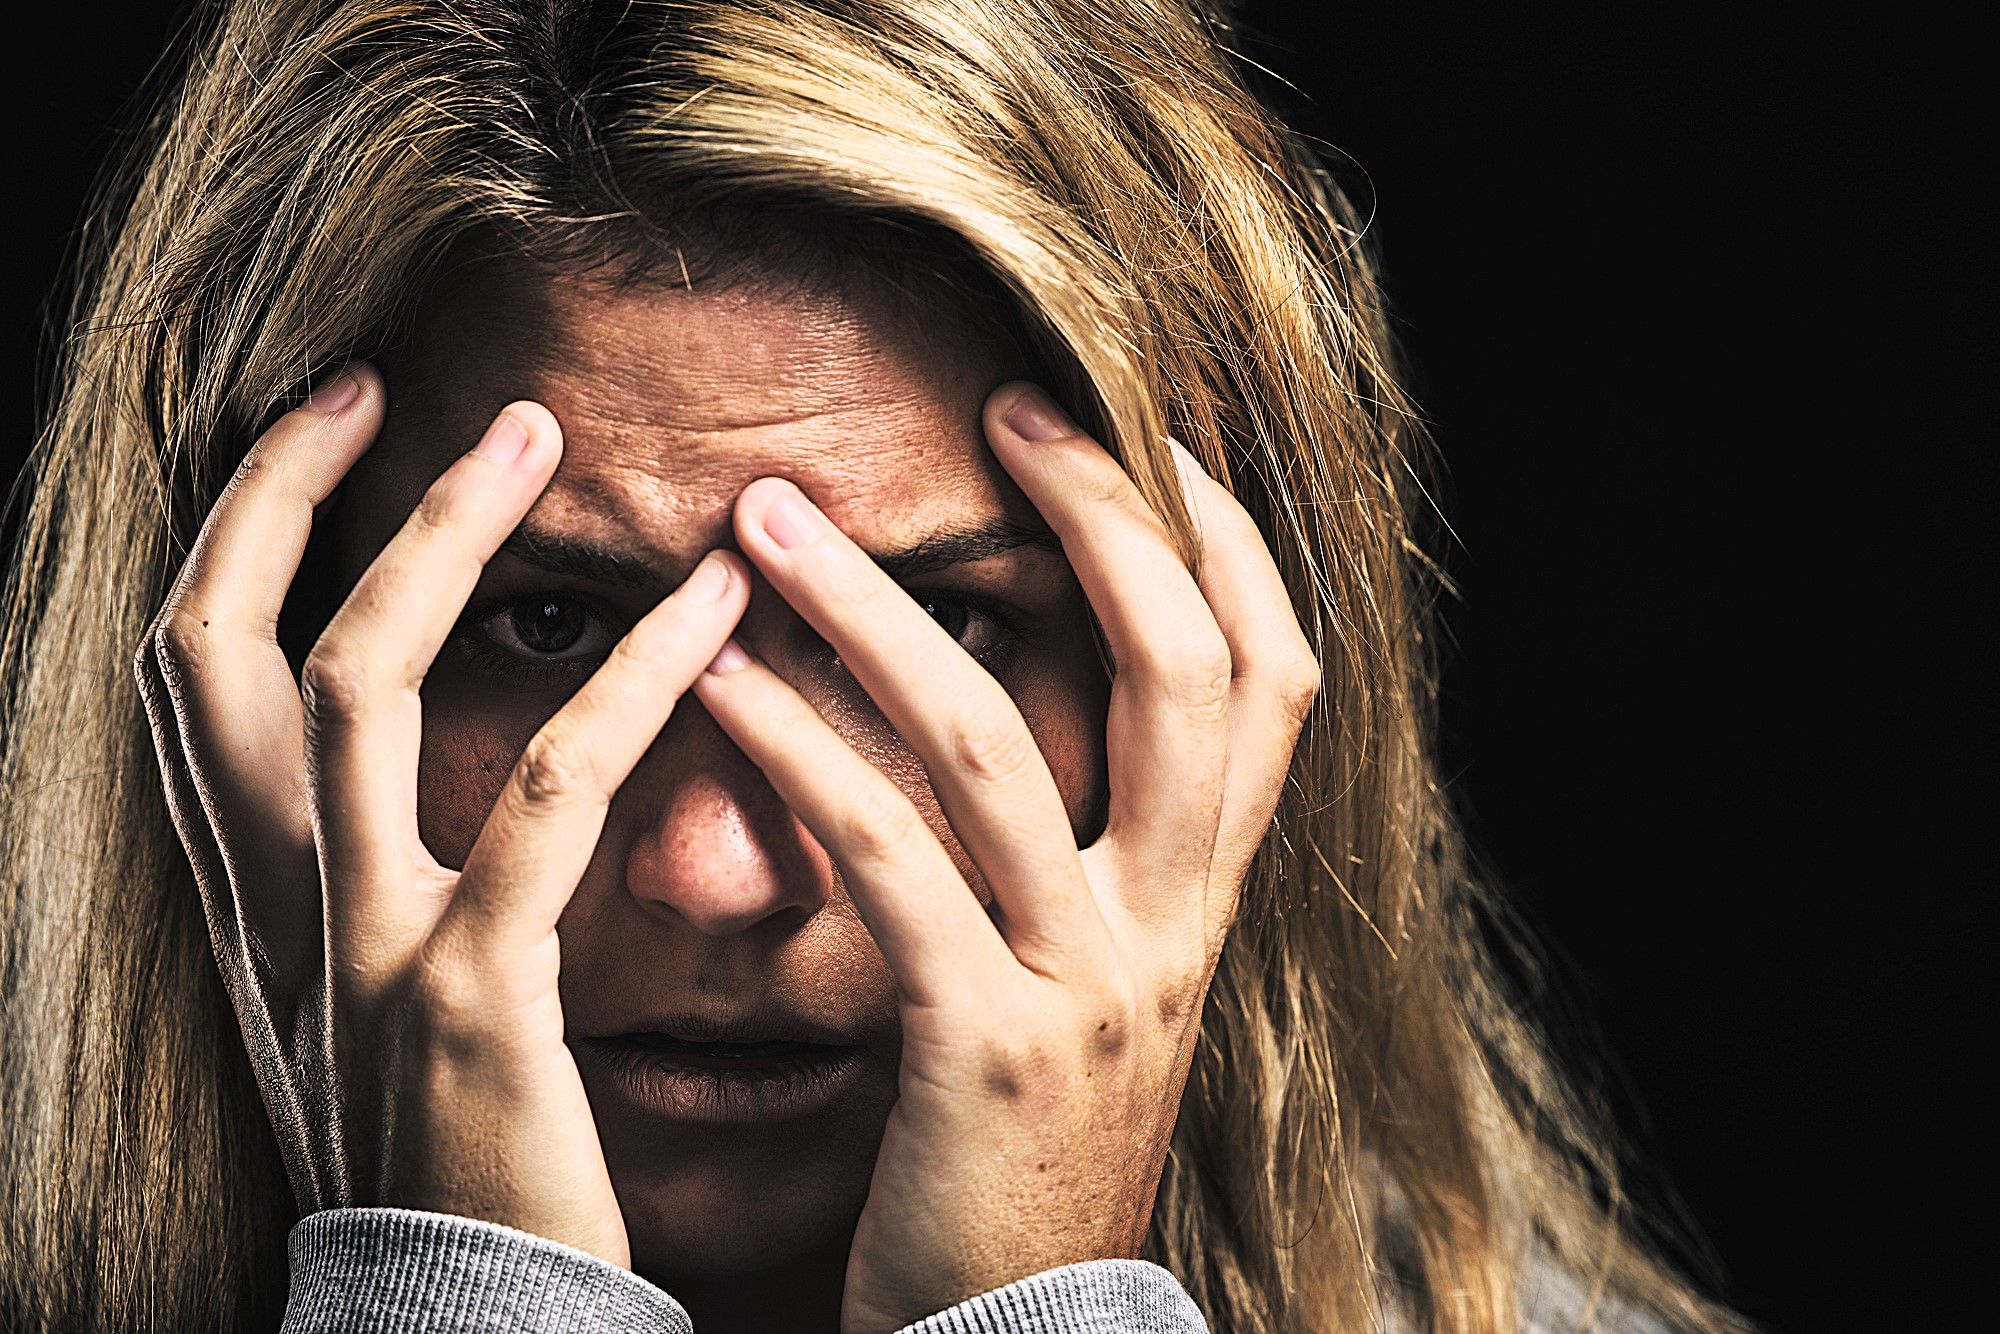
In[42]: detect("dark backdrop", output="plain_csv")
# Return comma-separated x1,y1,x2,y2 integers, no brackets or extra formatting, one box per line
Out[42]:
6,4,1987,1330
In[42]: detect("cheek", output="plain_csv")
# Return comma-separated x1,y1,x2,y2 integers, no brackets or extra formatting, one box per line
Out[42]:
821,648,1110,900
1013,659,1113,845
415,667,572,866
409,646,1110,881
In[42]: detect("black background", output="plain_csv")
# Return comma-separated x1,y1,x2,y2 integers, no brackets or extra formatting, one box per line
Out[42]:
5,3,1988,1330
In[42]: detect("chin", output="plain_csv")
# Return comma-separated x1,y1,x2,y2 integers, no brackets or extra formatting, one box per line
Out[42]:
619,1147,865,1282
588,1065,896,1283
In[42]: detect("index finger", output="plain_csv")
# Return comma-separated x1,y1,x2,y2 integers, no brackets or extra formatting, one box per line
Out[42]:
147,365,386,951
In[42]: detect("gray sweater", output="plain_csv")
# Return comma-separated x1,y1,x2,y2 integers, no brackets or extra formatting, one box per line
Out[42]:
278,1207,1670,1333
278,1209,1208,1333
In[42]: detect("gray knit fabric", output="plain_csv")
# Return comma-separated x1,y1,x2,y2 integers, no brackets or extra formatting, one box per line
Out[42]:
281,1206,1668,1333
895,1260,1207,1334
281,1209,1204,1333
281,1209,692,1334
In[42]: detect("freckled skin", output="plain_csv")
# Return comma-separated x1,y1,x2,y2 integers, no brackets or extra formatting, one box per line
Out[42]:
325,260,1111,1326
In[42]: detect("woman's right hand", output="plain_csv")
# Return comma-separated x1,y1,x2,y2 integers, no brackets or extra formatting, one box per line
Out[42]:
131,365,750,1265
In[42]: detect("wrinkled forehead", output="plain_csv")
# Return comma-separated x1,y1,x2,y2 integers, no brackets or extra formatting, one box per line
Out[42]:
366,253,1035,554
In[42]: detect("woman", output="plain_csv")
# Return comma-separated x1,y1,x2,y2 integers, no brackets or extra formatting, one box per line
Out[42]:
0,2,1745,1331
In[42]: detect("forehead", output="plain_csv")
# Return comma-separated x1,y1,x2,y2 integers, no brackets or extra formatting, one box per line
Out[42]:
369,257,1032,553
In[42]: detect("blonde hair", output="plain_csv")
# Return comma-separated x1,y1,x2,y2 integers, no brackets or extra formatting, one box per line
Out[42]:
0,2,1745,1331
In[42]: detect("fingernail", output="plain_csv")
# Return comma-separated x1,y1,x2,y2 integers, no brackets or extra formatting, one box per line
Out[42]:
305,372,359,416
472,411,531,466
1167,436,1203,483
705,638,751,676
762,486,823,550
681,552,733,604
1003,386,1075,441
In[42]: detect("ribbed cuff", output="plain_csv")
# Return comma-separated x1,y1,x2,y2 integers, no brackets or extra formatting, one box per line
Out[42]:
282,1207,691,1334
895,1259,1208,1334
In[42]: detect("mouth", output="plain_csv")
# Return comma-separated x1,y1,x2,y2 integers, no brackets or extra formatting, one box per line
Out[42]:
605,1030,839,1065
575,1020,866,1126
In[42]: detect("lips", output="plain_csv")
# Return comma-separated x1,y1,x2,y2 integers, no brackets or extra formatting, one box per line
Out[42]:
616,1031,827,1062
574,1014,870,1125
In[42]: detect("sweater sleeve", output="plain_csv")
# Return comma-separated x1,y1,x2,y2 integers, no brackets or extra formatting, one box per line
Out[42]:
283,1208,1206,1334
892,1260,1209,1334
280,1208,692,1334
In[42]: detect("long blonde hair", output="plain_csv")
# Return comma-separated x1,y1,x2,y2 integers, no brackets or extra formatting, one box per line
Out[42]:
1,2,1744,1330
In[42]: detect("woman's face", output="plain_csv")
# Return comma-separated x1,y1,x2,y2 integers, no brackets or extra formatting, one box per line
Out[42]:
329,259,1111,1287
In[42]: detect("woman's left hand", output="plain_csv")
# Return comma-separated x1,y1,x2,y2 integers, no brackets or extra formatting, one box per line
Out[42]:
692,383,1320,1333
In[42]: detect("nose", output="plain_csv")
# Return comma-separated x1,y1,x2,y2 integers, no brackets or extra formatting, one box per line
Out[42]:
620,712,833,937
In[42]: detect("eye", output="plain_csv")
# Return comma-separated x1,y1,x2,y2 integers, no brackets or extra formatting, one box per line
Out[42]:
921,598,973,642
911,593,1009,660
454,592,622,683
507,599,595,656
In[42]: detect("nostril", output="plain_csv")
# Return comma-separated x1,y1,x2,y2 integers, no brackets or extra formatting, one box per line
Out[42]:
645,879,817,939
621,766,833,936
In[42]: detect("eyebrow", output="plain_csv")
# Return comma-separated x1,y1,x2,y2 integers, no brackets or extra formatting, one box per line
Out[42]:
496,516,1063,590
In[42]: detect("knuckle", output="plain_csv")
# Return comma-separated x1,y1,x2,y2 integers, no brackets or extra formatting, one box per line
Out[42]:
1154,980,1203,1032
1275,654,1323,725
131,625,156,681
1087,995,1139,1057
976,1057,1026,1101
219,444,265,499
510,729,601,811
1152,631,1232,723
834,783,927,869
979,1027,1054,1097
132,621,172,696
153,609,214,686
299,644,372,724
946,702,1039,787
408,479,462,538
1076,461,1146,516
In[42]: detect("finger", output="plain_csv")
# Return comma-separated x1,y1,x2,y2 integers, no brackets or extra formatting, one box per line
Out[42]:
304,401,561,963
444,550,752,949
134,620,329,1210
693,644,1017,1005
133,627,247,984
730,477,1107,968
1167,440,1321,929
982,384,1232,900
154,366,383,965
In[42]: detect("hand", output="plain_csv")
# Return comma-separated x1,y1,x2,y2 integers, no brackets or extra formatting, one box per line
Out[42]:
132,366,751,1263
692,382,1320,1331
